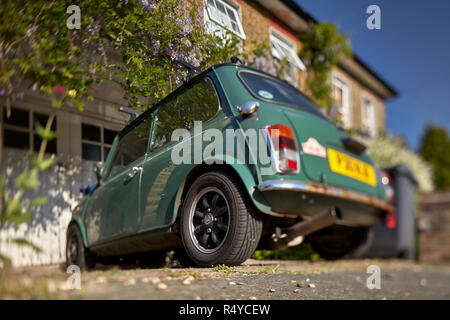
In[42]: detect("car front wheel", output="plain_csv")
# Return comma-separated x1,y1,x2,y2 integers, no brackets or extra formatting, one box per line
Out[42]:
66,223,96,270
180,171,262,267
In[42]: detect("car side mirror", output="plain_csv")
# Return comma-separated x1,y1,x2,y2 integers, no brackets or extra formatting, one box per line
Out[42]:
237,101,259,116
93,163,102,183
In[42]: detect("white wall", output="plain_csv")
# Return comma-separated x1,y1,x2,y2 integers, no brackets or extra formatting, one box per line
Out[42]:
1,81,128,266
0,148,100,266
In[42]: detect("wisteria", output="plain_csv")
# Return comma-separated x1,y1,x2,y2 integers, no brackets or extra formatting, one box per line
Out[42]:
246,46,285,78
138,0,157,12
0,0,275,114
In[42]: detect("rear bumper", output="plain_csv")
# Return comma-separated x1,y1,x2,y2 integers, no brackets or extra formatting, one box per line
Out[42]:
257,180,393,226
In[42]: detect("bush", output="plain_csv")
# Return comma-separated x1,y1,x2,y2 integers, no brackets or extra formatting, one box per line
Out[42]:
355,133,433,193
253,243,320,261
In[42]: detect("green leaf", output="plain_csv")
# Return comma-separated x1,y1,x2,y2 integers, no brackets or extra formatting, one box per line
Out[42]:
31,197,48,206
73,98,84,112
0,254,12,267
35,122,56,141
15,169,39,191
6,209,32,226
37,157,54,171
8,238,42,253
51,98,62,109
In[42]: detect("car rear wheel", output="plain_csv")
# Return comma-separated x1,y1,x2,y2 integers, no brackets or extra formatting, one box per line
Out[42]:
66,224,96,270
310,227,370,260
180,171,263,267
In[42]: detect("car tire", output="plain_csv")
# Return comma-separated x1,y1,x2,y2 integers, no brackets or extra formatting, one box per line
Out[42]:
180,171,263,267
311,227,370,260
66,223,96,270
348,228,375,258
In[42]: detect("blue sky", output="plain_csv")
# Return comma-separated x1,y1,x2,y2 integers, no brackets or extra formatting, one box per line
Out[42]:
295,0,450,151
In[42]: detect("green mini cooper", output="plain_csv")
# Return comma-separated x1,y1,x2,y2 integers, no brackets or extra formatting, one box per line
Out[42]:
66,63,393,268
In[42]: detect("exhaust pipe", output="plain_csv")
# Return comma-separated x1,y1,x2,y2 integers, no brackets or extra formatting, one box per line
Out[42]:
265,208,340,250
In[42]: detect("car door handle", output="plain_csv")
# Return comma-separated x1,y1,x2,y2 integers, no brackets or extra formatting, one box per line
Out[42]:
123,166,143,183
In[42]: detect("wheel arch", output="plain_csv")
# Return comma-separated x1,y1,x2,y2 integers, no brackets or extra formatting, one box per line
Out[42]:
67,217,89,248
172,160,274,228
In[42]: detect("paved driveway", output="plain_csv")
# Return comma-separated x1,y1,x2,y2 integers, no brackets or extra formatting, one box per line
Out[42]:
2,259,450,299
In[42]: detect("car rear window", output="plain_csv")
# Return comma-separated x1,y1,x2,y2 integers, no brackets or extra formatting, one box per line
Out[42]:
239,71,325,118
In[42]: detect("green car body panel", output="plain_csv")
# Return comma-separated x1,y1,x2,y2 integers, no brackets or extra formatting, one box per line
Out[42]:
70,64,392,254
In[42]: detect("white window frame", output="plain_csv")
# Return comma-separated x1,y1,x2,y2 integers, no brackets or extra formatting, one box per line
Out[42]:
361,93,377,137
270,29,306,72
332,76,352,129
204,0,246,40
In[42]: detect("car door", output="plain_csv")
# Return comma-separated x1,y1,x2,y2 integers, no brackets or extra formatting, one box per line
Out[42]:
84,116,151,245
138,76,221,231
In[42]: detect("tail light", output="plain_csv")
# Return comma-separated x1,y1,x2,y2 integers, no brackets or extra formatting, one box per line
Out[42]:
385,212,396,229
263,124,300,174
381,169,396,229
381,170,395,203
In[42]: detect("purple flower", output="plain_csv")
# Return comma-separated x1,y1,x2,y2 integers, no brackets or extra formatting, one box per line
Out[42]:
182,23,192,36
150,40,160,57
138,0,156,12
175,18,183,27
86,24,101,35
166,43,178,60
253,57,265,70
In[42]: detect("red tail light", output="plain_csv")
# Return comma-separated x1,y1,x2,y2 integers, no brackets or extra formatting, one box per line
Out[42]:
264,124,300,174
386,212,396,229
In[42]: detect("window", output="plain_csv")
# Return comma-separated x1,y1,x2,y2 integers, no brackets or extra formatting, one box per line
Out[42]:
361,95,377,137
81,123,119,162
239,71,325,119
270,30,306,86
204,0,245,40
332,76,351,128
107,118,151,178
151,77,220,152
1,106,57,153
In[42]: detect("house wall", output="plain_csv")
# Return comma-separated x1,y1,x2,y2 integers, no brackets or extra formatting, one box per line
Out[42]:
0,80,129,266
332,66,386,134
0,148,96,266
239,0,307,90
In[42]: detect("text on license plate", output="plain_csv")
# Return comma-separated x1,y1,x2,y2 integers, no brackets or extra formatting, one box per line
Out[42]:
327,149,377,186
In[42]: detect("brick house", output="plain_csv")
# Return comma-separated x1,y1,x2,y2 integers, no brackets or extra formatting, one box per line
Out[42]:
0,0,396,266
202,0,397,136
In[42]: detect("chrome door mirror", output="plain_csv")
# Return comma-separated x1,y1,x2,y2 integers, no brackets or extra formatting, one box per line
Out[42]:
237,101,260,116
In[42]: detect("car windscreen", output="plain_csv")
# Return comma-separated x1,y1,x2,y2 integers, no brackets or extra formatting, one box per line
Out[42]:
239,71,326,119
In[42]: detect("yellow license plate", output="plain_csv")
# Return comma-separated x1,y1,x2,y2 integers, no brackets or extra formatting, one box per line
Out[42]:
327,149,377,186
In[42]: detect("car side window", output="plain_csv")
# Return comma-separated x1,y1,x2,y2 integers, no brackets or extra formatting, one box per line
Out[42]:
107,117,151,178
150,77,219,152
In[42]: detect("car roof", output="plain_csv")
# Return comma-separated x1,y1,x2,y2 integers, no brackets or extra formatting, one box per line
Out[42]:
118,62,322,136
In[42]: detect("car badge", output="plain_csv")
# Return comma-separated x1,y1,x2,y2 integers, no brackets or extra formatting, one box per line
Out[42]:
301,137,327,158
